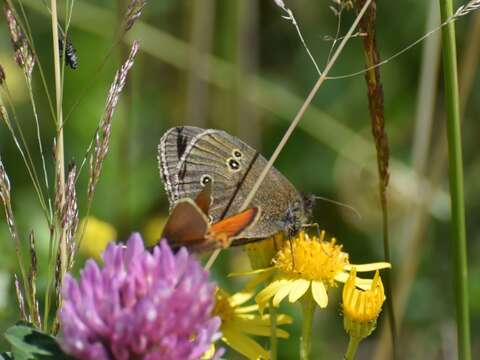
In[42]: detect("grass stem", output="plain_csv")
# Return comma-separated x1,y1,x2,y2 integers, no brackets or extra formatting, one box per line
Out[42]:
438,0,471,359
50,0,68,329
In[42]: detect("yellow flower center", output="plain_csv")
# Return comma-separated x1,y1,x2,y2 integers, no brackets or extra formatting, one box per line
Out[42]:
212,288,235,324
274,232,348,287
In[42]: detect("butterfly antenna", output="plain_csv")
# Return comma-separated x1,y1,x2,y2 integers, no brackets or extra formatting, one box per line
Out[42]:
313,195,362,220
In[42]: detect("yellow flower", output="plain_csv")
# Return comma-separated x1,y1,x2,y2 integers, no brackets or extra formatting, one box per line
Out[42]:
142,214,168,247
250,231,390,310
212,287,292,360
343,268,385,339
79,216,117,259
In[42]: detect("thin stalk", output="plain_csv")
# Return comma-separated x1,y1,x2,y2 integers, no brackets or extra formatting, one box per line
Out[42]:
438,1,471,359
344,336,361,360
50,0,67,323
0,90,49,216
269,301,278,360
354,0,396,355
25,80,51,208
300,293,315,360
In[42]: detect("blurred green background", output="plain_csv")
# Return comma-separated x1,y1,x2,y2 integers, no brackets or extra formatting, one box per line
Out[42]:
0,0,479,358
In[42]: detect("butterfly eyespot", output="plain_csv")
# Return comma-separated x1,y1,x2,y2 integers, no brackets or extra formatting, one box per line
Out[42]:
200,175,212,186
232,149,243,158
227,158,241,171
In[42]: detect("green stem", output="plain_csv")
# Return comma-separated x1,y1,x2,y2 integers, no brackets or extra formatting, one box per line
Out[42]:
344,336,361,360
50,0,67,331
269,300,277,360
438,1,471,360
300,293,315,360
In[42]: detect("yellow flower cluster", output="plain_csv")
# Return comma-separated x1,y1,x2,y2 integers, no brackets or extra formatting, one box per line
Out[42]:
225,230,390,359
211,287,291,360
248,231,389,310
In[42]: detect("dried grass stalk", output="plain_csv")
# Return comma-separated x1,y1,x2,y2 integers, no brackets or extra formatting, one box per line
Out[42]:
355,0,395,356
0,64,5,85
87,40,139,201
0,104,8,124
54,249,61,309
4,3,35,81
454,0,480,19
52,164,78,320
355,0,389,188
1,156,33,318
0,157,25,275
273,0,321,75
62,163,78,270
123,0,147,32
14,273,27,321
52,251,62,334
28,231,41,327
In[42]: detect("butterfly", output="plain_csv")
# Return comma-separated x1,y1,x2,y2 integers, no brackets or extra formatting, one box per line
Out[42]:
158,126,314,246
161,182,259,252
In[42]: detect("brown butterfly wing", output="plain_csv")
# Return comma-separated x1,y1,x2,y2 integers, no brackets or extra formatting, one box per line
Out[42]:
161,198,209,250
194,182,212,215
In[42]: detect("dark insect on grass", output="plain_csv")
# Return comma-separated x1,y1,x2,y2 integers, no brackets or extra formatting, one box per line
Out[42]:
59,37,78,70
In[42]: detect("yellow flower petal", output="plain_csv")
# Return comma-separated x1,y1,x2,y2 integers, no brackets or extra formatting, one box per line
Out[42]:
276,314,294,325
288,278,311,303
222,327,270,360
344,262,391,272
273,279,295,307
234,314,292,326
354,277,373,291
311,280,328,308
255,278,290,308
230,318,290,338
230,291,254,307
245,268,278,292
336,271,372,290
334,271,349,283
235,304,259,314
229,267,276,277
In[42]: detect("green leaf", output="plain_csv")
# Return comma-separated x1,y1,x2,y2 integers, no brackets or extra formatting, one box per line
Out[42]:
0,352,13,360
4,324,73,360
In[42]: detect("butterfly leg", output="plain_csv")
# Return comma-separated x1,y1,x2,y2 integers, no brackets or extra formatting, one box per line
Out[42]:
301,222,321,238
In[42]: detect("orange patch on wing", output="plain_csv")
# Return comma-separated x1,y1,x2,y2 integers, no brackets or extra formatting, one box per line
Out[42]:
209,208,258,238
